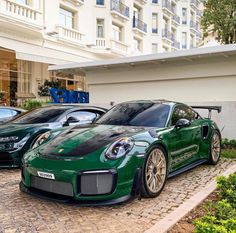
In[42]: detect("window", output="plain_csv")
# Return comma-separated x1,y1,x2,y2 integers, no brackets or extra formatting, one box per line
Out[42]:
59,7,75,29
96,0,104,5
182,32,187,49
97,103,170,128
112,23,122,41
66,111,98,123
152,13,158,34
152,43,158,54
0,109,12,119
182,8,187,25
13,108,67,124
16,0,40,9
152,0,158,4
97,19,104,38
171,105,197,126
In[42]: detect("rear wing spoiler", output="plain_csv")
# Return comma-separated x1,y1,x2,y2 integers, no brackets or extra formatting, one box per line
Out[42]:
191,106,222,118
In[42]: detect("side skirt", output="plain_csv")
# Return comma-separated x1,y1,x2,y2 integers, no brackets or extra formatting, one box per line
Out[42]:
167,159,208,178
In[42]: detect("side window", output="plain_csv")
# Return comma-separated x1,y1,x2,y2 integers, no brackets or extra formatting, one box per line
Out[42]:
0,109,13,118
171,105,197,126
67,111,98,123
11,110,19,117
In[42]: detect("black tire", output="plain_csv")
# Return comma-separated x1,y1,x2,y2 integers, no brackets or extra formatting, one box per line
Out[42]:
141,145,168,198
208,130,221,165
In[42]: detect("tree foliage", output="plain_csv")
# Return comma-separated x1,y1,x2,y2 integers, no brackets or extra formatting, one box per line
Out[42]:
201,0,236,44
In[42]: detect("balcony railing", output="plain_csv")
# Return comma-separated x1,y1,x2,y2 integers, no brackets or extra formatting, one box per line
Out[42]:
96,38,106,47
162,28,171,40
110,0,129,18
190,0,197,8
171,35,180,49
190,20,198,31
196,9,202,17
110,39,128,53
196,31,202,38
133,17,147,33
162,0,172,13
0,0,43,27
57,25,83,43
172,14,180,24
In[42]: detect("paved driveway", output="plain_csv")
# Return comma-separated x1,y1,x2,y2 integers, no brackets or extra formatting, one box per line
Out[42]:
0,159,235,233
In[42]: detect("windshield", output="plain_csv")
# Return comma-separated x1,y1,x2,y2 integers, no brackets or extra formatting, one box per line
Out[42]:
96,102,170,127
12,108,67,124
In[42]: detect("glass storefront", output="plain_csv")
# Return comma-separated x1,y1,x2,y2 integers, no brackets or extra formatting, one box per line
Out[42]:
0,49,32,106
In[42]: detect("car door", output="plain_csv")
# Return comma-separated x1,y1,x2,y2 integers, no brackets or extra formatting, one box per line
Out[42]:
168,104,202,172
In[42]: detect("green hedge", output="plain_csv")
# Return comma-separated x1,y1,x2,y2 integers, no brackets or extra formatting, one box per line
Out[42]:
222,139,236,149
194,174,236,233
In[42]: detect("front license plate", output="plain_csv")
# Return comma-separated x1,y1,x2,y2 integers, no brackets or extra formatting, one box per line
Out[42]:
37,171,55,180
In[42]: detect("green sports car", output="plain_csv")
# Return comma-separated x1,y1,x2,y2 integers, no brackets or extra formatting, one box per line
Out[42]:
20,100,222,205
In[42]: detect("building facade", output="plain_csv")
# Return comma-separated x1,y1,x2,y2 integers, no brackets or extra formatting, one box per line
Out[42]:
0,0,203,106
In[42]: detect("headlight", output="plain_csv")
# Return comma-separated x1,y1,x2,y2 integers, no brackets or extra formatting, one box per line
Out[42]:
31,132,51,150
105,137,134,160
0,136,18,143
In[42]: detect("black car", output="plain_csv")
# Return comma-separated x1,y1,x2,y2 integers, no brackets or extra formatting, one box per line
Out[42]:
0,105,107,167
0,107,26,123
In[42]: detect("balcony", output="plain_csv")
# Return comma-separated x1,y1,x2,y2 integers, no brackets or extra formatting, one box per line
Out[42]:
196,9,202,18
56,25,83,44
110,39,128,54
62,0,84,6
133,17,147,35
171,35,180,50
95,38,106,47
190,0,198,8
0,0,43,29
196,31,202,38
190,20,198,32
110,0,129,21
172,14,180,25
162,28,172,43
135,0,147,5
162,0,173,15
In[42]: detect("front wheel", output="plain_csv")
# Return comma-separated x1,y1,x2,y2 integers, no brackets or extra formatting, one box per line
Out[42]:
141,146,167,198
208,130,221,165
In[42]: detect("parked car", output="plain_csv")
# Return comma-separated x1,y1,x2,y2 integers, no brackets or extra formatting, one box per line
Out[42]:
20,100,221,205
0,107,26,123
0,105,107,167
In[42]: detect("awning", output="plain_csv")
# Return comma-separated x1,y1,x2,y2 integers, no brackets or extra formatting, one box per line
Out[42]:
0,37,89,65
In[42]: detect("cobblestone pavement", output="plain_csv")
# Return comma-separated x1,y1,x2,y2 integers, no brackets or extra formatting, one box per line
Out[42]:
0,159,236,233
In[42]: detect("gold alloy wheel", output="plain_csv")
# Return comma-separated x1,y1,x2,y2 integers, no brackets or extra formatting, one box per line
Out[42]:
211,132,221,162
145,148,167,194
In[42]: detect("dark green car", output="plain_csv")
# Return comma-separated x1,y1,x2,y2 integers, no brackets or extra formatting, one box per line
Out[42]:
0,105,107,167
20,100,221,205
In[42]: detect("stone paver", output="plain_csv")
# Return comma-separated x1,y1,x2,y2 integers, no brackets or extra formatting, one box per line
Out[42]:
0,159,236,233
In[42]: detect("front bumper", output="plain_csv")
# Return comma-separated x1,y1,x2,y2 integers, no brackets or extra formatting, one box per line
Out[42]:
21,153,144,204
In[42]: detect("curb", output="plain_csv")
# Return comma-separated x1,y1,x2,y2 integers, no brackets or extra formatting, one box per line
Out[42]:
145,163,236,233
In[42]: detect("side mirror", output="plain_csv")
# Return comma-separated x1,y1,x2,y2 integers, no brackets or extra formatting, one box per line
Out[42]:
175,119,191,129
63,116,79,127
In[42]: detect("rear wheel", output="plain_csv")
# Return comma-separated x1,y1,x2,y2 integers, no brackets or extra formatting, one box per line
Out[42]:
141,146,167,198
208,130,221,165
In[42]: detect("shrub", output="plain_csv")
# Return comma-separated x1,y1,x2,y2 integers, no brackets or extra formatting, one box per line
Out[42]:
217,174,236,208
222,139,236,149
194,174,236,233
23,100,42,111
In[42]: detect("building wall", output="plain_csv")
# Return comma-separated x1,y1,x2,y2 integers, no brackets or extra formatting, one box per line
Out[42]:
84,55,236,138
